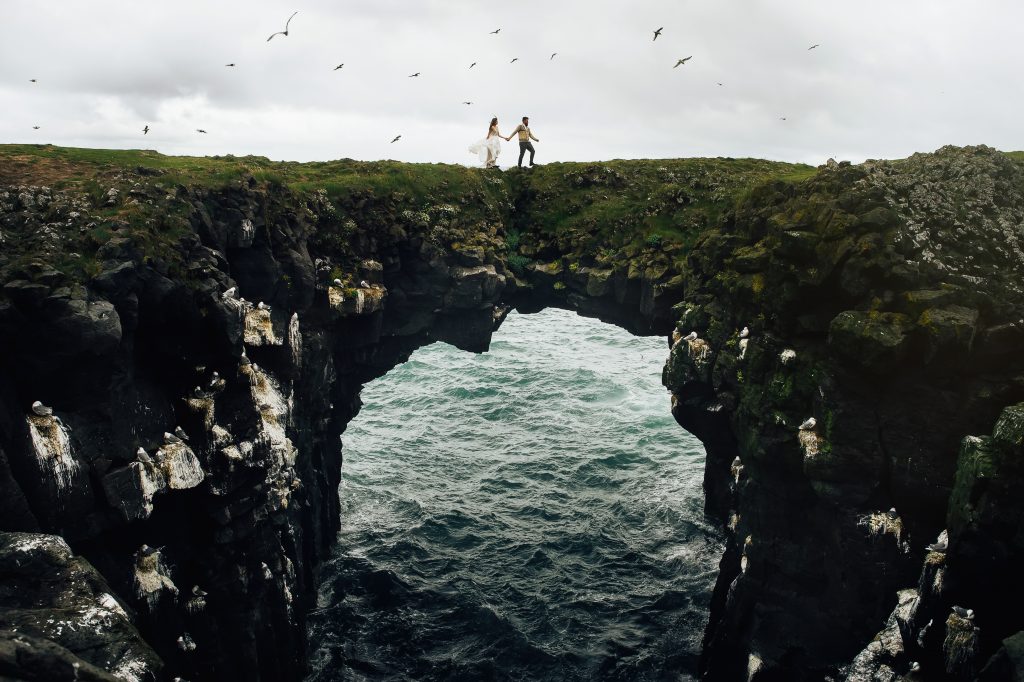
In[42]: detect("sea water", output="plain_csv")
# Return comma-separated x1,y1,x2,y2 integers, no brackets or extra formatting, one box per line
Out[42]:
307,308,722,681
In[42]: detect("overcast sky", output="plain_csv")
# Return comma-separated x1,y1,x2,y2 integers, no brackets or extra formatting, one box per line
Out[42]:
2,0,1022,167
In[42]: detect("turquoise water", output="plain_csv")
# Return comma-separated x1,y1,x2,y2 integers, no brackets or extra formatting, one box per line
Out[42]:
307,308,722,681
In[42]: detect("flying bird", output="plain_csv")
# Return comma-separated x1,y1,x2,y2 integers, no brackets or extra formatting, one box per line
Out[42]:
717,82,724,86
463,101,473,105
225,63,236,67
32,126,40,130
808,44,820,50
550,53,557,60
29,79,37,83
469,62,477,69
334,64,344,70
510,57,518,63
391,135,401,143
490,28,501,35
197,129,208,133
409,72,420,77
653,27,663,41
674,57,692,68
143,125,149,135
267,11,298,41
779,117,787,121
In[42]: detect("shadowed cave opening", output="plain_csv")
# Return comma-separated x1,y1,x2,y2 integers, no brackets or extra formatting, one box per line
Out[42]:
306,308,724,681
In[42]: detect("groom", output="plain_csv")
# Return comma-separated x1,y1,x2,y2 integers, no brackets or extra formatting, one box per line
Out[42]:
508,116,540,167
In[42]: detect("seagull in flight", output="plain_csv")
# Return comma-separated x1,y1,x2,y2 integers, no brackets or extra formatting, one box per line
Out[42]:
463,101,473,105
143,125,149,134
779,117,787,121
334,64,344,70
717,82,723,86
808,44,820,50
490,28,501,35
391,135,401,143
409,72,420,77
225,63,236,67
653,27,663,41
197,129,208,133
469,62,477,68
29,79,38,83
510,57,519,63
550,53,557,60
267,11,298,41
674,57,692,68
32,126,40,130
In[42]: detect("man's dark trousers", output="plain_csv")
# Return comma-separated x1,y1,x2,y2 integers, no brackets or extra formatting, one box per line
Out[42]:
518,140,535,167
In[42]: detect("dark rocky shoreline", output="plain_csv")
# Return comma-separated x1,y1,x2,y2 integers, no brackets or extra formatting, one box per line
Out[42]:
0,144,1021,680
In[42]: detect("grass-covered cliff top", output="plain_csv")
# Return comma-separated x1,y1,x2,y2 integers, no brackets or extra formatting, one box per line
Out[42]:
2,143,1023,305
0,143,816,288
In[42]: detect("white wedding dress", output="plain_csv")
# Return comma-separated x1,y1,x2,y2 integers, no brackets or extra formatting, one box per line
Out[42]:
469,129,503,167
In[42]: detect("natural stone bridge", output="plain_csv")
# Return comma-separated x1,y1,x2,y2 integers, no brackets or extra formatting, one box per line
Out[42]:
0,144,1022,681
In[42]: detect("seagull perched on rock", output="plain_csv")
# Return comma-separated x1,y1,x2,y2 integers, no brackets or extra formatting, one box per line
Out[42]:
674,57,692,68
927,529,949,553
174,426,190,442
177,634,197,652
952,606,975,620
653,27,663,41
333,278,343,286
222,287,237,299
163,431,183,445
257,301,270,311
739,326,750,339
683,331,698,342
359,280,370,288
143,125,149,135
267,11,298,42
799,417,816,431
136,447,152,464
391,135,401,143
31,401,53,417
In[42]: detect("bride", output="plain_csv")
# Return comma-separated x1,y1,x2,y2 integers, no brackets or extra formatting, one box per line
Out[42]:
468,117,509,168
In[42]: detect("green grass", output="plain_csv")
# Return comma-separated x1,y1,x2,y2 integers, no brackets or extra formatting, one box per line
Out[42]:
0,144,825,292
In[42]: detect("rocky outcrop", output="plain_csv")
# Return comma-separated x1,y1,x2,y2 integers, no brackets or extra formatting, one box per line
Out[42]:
661,146,1024,680
0,144,1022,680
0,532,161,681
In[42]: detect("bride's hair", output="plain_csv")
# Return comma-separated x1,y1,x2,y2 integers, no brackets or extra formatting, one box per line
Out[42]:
489,117,498,133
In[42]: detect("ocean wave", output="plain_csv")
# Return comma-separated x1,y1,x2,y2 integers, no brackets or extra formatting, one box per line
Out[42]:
307,309,721,681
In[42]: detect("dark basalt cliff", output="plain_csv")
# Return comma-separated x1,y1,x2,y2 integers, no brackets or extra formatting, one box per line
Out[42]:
0,144,1021,681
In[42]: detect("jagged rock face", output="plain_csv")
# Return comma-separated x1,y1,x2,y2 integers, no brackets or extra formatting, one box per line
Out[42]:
0,145,1021,681
0,532,162,681
0,178,513,680
662,146,1024,679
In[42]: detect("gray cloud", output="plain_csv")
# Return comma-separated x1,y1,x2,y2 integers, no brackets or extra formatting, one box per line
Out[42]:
3,0,1021,166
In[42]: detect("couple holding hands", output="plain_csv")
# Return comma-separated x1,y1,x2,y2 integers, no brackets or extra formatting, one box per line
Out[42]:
469,116,540,169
